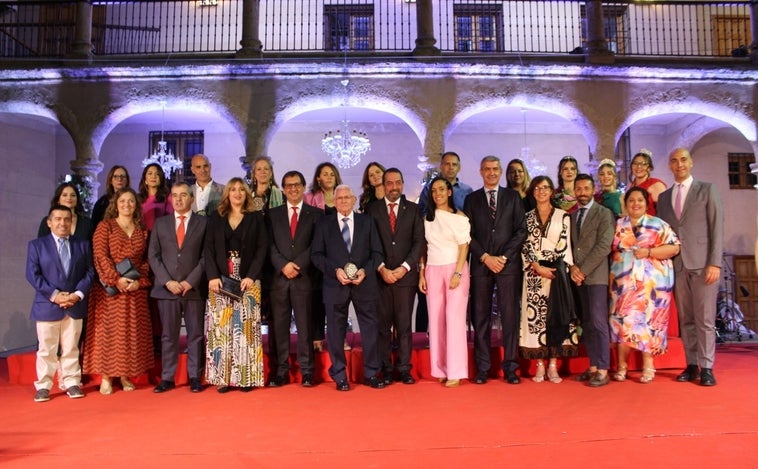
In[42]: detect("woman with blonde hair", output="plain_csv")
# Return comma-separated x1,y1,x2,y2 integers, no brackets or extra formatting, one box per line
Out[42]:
250,156,283,212
204,177,268,392
505,158,535,212
595,158,623,217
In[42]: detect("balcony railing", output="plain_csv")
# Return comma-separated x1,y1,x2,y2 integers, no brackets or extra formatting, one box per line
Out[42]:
0,0,752,59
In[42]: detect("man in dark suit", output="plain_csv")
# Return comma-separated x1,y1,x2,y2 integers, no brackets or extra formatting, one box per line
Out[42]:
267,170,322,387
366,168,425,385
26,205,95,402
189,154,225,216
464,155,527,384
658,147,724,386
149,182,207,393
311,184,385,391
569,174,615,387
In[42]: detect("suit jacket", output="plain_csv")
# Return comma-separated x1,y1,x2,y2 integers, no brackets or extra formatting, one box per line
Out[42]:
311,211,384,304
570,202,614,285
464,186,527,276
26,234,95,321
148,212,207,300
658,180,723,271
191,181,225,216
38,215,93,240
365,196,425,287
205,211,268,281
267,202,323,291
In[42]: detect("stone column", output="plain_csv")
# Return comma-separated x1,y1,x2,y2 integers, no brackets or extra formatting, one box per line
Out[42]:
70,140,104,214
584,0,614,65
237,0,263,58
413,0,440,56
70,1,94,60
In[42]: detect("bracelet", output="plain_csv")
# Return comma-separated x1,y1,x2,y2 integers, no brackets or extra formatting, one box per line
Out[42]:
418,263,425,270
453,271,462,278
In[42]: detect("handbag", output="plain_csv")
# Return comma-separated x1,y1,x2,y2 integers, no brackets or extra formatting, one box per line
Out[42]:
102,258,141,296
219,275,243,301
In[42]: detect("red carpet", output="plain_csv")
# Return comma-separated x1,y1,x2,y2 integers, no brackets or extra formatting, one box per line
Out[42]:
1,341,756,467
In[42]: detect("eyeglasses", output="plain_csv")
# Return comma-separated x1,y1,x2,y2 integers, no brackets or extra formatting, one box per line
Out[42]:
112,174,128,180
533,186,552,192
283,183,303,190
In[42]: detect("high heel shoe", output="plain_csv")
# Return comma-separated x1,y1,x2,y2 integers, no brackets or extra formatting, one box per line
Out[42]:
547,363,562,383
532,360,545,383
640,367,656,384
99,376,113,395
613,365,628,382
121,376,135,392
444,379,460,388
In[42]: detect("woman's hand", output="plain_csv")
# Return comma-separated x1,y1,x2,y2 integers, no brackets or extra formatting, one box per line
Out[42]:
117,277,137,293
418,274,427,294
240,277,255,291
209,278,222,294
533,263,555,280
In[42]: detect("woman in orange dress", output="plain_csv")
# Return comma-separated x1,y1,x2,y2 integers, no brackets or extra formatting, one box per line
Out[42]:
83,188,153,394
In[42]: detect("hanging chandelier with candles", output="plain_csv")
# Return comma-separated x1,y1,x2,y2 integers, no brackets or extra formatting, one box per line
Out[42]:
321,79,371,169
143,101,183,178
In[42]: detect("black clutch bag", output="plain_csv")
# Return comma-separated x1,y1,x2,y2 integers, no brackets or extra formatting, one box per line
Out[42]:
102,258,141,296
219,275,243,301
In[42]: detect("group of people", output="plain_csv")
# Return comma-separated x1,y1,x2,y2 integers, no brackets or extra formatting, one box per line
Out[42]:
26,145,723,402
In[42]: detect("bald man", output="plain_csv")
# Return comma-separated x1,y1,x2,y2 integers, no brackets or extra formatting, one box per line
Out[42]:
189,154,224,216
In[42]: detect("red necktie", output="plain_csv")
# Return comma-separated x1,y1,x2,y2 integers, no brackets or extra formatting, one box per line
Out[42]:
290,206,298,239
388,203,397,233
177,215,186,248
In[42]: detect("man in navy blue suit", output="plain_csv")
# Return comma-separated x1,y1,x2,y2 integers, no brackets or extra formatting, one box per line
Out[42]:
311,184,385,391
26,204,94,402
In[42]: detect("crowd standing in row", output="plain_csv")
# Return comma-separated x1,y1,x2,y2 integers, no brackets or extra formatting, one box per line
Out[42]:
26,147,723,402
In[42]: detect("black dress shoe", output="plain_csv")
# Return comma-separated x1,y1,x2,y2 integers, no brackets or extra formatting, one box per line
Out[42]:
217,385,232,394
400,372,416,385
676,365,700,382
153,380,175,393
700,368,717,386
382,371,394,385
588,372,610,387
301,374,314,387
505,370,521,384
335,380,350,391
269,375,290,387
473,372,488,384
575,369,594,382
364,376,386,389
189,378,203,393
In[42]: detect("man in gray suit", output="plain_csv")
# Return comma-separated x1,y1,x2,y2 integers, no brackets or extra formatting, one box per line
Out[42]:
569,174,615,387
189,153,224,216
658,148,723,386
149,182,207,393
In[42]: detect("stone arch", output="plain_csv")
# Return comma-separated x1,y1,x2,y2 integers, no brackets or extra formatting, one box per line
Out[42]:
446,95,597,153
0,101,59,122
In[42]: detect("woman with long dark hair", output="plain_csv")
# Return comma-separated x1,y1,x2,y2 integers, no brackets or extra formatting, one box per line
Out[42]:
138,163,173,231
37,182,92,239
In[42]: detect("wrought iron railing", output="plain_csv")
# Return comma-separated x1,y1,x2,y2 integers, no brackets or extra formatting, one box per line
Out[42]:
0,0,751,58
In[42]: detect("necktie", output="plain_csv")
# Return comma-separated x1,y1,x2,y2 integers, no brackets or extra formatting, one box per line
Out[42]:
388,203,397,233
341,217,351,253
577,207,587,234
58,237,70,274
290,206,299,239
488,190,496,219
674,183,684,219
177,215,186,248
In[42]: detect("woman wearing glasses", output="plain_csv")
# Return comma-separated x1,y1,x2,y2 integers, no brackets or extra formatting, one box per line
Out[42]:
630,149,666,216
92,166,131,229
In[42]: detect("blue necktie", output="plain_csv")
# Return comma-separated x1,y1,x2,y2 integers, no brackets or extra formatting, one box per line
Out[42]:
341,217,351,253
577,207,587,234
58,237,70,274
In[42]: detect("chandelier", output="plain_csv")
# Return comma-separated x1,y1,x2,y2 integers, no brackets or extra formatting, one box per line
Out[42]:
321,79,371,169
519,108,547,176
143,101,182,178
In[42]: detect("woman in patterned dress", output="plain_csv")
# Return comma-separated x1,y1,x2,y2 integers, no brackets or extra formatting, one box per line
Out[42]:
83,188,153,394
520,176,579,384
204,177,268,392
609,187,680,384
630,149,667,216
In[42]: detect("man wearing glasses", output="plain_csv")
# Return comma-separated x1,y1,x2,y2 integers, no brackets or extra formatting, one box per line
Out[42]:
266,171,323,387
